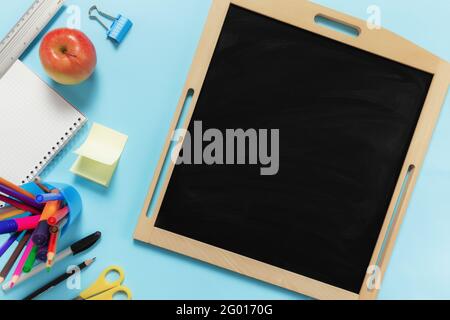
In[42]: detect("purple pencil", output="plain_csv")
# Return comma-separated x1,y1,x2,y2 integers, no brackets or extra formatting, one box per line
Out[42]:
0,184,43,210
0,232,21,258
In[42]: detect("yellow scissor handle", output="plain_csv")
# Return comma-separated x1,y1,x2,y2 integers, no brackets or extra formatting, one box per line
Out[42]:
79,266,125,300
87,286,132,300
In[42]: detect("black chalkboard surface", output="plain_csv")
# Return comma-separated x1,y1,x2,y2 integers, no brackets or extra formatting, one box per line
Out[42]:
154,5,433,294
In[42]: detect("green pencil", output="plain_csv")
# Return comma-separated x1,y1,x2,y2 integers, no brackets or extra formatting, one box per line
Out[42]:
23,245,38,273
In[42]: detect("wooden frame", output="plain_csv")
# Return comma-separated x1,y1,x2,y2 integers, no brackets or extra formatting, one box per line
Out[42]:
135,0,450,300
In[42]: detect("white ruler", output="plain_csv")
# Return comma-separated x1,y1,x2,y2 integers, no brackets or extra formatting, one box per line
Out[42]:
0,0,65,79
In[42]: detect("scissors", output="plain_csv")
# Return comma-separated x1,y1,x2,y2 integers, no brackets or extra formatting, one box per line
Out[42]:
74,266,132,300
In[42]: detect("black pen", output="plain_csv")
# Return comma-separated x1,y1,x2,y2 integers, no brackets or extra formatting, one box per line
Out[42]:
23,258,96,300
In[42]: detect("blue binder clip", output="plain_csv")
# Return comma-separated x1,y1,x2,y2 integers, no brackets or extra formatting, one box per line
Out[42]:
89,6,133,44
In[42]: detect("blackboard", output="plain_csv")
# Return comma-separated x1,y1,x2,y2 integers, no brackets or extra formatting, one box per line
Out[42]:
135,0,449,299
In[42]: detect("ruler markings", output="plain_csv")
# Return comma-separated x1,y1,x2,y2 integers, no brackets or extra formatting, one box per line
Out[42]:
0,0,64,79
0,0,44,55
0,0,48,58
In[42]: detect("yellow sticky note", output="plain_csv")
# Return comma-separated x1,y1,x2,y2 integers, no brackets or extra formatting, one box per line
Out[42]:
71,123,128,187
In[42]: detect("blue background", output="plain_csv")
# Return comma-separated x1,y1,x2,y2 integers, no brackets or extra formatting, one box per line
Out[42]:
0,0,449,300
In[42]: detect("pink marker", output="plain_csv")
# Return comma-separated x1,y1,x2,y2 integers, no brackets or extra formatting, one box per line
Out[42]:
0,216,40,235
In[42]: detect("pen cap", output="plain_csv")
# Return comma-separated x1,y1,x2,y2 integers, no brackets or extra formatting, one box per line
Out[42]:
71,231,102,255
37,246,48,262
21,182,82,234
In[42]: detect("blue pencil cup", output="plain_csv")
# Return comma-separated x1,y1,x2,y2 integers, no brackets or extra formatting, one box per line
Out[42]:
22,182,82,235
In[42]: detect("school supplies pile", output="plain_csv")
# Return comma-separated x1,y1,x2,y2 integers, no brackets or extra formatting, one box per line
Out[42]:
3,231,101,291
0,0,132,301
0,177,82,288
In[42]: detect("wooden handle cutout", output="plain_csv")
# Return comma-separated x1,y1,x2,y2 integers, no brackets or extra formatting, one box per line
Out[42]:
374,164,416,271
145,89,195,218
314,14,361,38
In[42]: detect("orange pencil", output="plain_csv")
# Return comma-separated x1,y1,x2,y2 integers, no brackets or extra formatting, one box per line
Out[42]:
0,207,25,221
0,210,26,221
38,190,61,222
0,206,18,215
0,177,35,199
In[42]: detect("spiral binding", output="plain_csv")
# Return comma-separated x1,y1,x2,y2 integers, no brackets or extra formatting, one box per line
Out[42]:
21,116,85,184
0,116,85,209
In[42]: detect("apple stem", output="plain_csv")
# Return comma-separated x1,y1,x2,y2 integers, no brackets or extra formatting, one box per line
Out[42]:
60,46,78,58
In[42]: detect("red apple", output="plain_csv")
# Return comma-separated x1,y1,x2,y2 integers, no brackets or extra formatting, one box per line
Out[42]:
39,28,97,85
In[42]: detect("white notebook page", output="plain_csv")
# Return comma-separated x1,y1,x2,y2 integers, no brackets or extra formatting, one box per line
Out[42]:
0,60,87,185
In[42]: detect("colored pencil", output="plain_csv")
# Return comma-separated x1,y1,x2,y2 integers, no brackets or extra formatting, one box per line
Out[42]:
46,219,67,270
0,232,21,258
23,245,38,273
3,231,101,290
0,206,18,215
0,184,42,209
23,258,95,300
0,177,35,200
0,194,41,215
31,191,60,246
0,208,26,221
38,191,61,221
0,215,40,234
0,231,31,284
46,232,58,269
48,207,69,226
33,177,51,194
10,238,35,288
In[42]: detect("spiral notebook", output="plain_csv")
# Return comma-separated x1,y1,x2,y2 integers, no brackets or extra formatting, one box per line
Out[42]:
0,60,87,186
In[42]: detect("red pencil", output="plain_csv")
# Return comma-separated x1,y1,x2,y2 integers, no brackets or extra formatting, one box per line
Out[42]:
46,226,59,269
0,194,41,215
46,219,67,270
